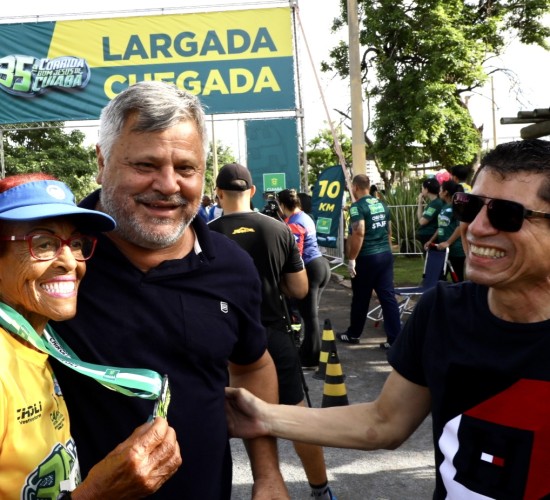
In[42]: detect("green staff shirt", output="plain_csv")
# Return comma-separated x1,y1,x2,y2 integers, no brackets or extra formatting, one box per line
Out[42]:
437,203,465,257
349,195,391,256
417,197,444,238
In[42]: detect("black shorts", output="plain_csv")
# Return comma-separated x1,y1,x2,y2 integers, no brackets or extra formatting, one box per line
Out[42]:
266,325,304,405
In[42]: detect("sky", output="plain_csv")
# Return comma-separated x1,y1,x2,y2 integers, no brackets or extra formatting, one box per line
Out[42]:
1,0,549,157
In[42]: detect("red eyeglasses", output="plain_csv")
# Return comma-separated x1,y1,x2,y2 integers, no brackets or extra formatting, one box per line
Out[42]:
0,234,97,261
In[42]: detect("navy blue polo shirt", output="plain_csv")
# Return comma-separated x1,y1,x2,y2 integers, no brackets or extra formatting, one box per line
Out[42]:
51,190,267,499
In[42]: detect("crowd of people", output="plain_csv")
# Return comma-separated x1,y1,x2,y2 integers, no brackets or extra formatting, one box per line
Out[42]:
6,79,550,500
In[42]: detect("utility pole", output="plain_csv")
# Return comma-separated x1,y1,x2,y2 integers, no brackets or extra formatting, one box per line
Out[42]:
347,0,366,179
491,76,497,148
211,116,218,185
291,1,309,194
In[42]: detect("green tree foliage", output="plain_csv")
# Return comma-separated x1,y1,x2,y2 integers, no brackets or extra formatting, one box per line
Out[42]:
2,122,98,201
325,0,550,174
205,141,236,196
304,128,352,187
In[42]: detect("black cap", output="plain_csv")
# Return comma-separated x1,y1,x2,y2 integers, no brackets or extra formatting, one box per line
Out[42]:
216,163,253,191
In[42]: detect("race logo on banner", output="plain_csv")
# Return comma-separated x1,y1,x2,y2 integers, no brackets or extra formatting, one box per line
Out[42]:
311,165,346,248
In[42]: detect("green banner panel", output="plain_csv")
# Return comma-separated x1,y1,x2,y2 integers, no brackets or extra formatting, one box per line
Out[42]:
311,165,346,248
245,118,300,211
0,8,295,124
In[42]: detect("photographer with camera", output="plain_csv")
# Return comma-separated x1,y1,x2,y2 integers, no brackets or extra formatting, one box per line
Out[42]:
261,193,285,222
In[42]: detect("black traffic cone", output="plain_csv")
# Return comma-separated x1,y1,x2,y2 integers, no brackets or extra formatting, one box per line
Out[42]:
321,349,349,407
313,319,336,381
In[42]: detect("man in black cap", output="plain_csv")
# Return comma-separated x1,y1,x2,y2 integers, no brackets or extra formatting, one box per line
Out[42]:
209,163,337,500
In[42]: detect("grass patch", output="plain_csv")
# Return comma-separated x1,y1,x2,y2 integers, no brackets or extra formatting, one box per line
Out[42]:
393,255,424,285
332,254,424,286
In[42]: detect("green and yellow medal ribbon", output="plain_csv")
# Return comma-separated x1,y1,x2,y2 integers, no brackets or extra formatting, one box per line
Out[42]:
0,301,162,400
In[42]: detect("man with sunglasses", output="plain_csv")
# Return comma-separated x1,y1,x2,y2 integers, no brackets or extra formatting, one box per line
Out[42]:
225,139,550,499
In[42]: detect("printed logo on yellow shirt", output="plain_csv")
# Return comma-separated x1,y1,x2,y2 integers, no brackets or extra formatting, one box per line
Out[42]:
23,439,80,499
16,401,43,424
50,409,66,431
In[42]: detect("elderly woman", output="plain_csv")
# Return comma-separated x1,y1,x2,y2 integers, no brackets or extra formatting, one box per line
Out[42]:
0,174,181,499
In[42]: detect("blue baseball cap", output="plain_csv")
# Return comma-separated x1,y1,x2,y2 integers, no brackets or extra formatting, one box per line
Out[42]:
0,180,115,232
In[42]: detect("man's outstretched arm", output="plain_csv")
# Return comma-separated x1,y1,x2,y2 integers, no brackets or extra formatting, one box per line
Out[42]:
229,351,289,499
226,369,431,451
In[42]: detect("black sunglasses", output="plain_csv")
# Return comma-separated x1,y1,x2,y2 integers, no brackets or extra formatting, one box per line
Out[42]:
452,192,550,232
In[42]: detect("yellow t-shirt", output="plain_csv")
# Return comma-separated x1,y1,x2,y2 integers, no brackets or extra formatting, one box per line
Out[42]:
0,327,81,499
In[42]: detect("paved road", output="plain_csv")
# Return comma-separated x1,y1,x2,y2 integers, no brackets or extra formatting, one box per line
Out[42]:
231,275,435,499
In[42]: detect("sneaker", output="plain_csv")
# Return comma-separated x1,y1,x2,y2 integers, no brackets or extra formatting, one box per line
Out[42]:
310,486,337,499
379,341,391,350
336,332,360,344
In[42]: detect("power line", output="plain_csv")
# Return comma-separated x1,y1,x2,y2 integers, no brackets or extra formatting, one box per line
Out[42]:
0,1,289,23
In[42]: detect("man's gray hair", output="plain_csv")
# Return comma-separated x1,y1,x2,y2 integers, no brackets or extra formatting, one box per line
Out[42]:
98,81,208,162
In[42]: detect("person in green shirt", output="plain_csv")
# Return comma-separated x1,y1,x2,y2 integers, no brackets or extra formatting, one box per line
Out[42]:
337,175,401,349
424,180,465,281
416,177,444,248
